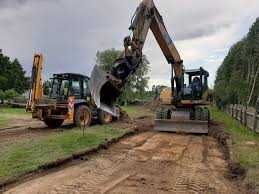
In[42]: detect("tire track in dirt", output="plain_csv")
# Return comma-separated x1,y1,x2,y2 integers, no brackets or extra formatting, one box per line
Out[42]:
5,132,243,194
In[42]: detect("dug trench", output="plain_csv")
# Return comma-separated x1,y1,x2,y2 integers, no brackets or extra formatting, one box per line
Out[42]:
1,117,248,194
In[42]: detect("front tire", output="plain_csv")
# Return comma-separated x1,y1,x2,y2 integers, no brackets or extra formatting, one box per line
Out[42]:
74,105,92,128
44,118,64,129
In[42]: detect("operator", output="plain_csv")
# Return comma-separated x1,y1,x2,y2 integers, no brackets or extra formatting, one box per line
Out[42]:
192,77,202,98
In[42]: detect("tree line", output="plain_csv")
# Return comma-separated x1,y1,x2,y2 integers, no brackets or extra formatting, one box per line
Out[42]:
0,50,29,103
214,18,259,108
0,48,152,105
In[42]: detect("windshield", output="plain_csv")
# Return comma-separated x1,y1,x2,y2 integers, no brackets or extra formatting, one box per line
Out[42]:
49,78,69,99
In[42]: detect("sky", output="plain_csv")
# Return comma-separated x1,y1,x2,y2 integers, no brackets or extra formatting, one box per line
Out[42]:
0,0,259,88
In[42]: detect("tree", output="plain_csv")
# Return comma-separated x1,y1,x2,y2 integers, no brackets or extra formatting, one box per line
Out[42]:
96,49,122,71
214,18,259,107
4,89,18,101
96,49,150,105
0,51,29,94
0,90,4,104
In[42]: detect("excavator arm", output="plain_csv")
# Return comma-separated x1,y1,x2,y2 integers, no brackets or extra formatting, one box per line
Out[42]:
90,0,183,116
26,54,44,112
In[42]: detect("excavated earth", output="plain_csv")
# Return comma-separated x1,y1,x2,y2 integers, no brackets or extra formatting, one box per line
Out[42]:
5,131,244,194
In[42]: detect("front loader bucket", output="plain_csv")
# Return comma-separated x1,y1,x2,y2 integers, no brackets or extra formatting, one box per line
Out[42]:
154,119,209,134
90,65,122,117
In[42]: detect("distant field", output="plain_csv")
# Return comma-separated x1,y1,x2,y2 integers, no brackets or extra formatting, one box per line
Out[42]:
122,105,154,118
210,107,259,190
0,107,29,128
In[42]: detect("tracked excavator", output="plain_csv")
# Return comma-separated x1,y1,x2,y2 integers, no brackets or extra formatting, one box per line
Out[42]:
90,0,210,133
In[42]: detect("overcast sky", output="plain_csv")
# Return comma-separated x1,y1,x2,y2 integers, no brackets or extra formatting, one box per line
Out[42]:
1,0,259,88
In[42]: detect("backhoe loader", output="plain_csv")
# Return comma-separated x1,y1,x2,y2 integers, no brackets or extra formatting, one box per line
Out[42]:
27,54,113,128
90,0,210,133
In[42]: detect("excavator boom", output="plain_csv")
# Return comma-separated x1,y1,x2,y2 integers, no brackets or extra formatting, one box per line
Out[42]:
90,0,183,116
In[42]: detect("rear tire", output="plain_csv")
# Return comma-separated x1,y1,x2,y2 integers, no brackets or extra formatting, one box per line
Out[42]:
44,118,64,129
74,105,92,128
98,110,113,124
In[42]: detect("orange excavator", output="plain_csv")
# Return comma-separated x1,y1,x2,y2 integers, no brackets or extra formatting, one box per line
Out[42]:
90,0,210,133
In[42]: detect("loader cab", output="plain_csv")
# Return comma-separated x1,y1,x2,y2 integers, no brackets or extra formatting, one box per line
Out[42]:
49,73,90,101
183,67,209,100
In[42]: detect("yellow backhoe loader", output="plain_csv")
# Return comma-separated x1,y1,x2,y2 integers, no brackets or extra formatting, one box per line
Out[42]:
90,0,210,133
27,54,113,128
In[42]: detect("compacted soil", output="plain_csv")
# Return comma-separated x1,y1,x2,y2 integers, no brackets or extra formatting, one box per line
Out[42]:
5,131,243,194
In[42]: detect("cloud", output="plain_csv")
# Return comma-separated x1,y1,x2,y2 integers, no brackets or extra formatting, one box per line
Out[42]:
0,0,28,8
0,0,258,87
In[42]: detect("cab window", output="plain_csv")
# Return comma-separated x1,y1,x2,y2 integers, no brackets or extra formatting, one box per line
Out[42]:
83,80,90,97
60,80,69,97
70,80,81,96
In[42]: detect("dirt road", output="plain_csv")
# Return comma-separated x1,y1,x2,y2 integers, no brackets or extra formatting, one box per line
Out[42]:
5,132,242,194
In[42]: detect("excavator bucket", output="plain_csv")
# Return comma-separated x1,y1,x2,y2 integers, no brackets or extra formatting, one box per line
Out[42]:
154,120,209,134
90,65,121,117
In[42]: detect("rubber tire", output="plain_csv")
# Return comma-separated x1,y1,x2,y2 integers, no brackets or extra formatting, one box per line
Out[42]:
98,110,113,124
74,105,92,128
44,118,64,129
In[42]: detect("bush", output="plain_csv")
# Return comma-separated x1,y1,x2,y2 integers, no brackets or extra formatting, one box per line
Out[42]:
0,89,19,104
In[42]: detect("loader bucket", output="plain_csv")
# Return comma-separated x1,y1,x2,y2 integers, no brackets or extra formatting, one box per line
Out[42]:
154,119,209,134
90,65,121,117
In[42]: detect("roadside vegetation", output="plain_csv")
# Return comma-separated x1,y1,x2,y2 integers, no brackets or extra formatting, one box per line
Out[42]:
210,107,259,189
0,124,129,183
214,18,259,107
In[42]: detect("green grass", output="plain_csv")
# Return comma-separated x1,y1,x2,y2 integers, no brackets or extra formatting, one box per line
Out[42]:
0,107,29,127
0,125,128,182
0,107,28,115
210,107,259,188
122,105,154,118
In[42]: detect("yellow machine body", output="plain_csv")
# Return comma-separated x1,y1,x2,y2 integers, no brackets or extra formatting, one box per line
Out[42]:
26,54,44,112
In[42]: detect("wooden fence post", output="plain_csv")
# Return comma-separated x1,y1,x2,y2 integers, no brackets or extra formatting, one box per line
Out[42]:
235,104,238,119
253,110,257,131
244,106,247,127
241,105,244,124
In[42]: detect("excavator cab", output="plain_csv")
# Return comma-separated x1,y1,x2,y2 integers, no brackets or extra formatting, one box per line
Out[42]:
182,68,209,100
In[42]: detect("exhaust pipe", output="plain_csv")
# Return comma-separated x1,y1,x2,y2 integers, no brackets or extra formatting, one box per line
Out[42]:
90,65,122,117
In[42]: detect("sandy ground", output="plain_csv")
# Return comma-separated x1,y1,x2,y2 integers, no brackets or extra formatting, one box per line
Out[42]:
5,131,243,194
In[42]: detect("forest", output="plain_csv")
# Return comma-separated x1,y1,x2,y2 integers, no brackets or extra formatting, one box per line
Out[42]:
214,18,259,108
